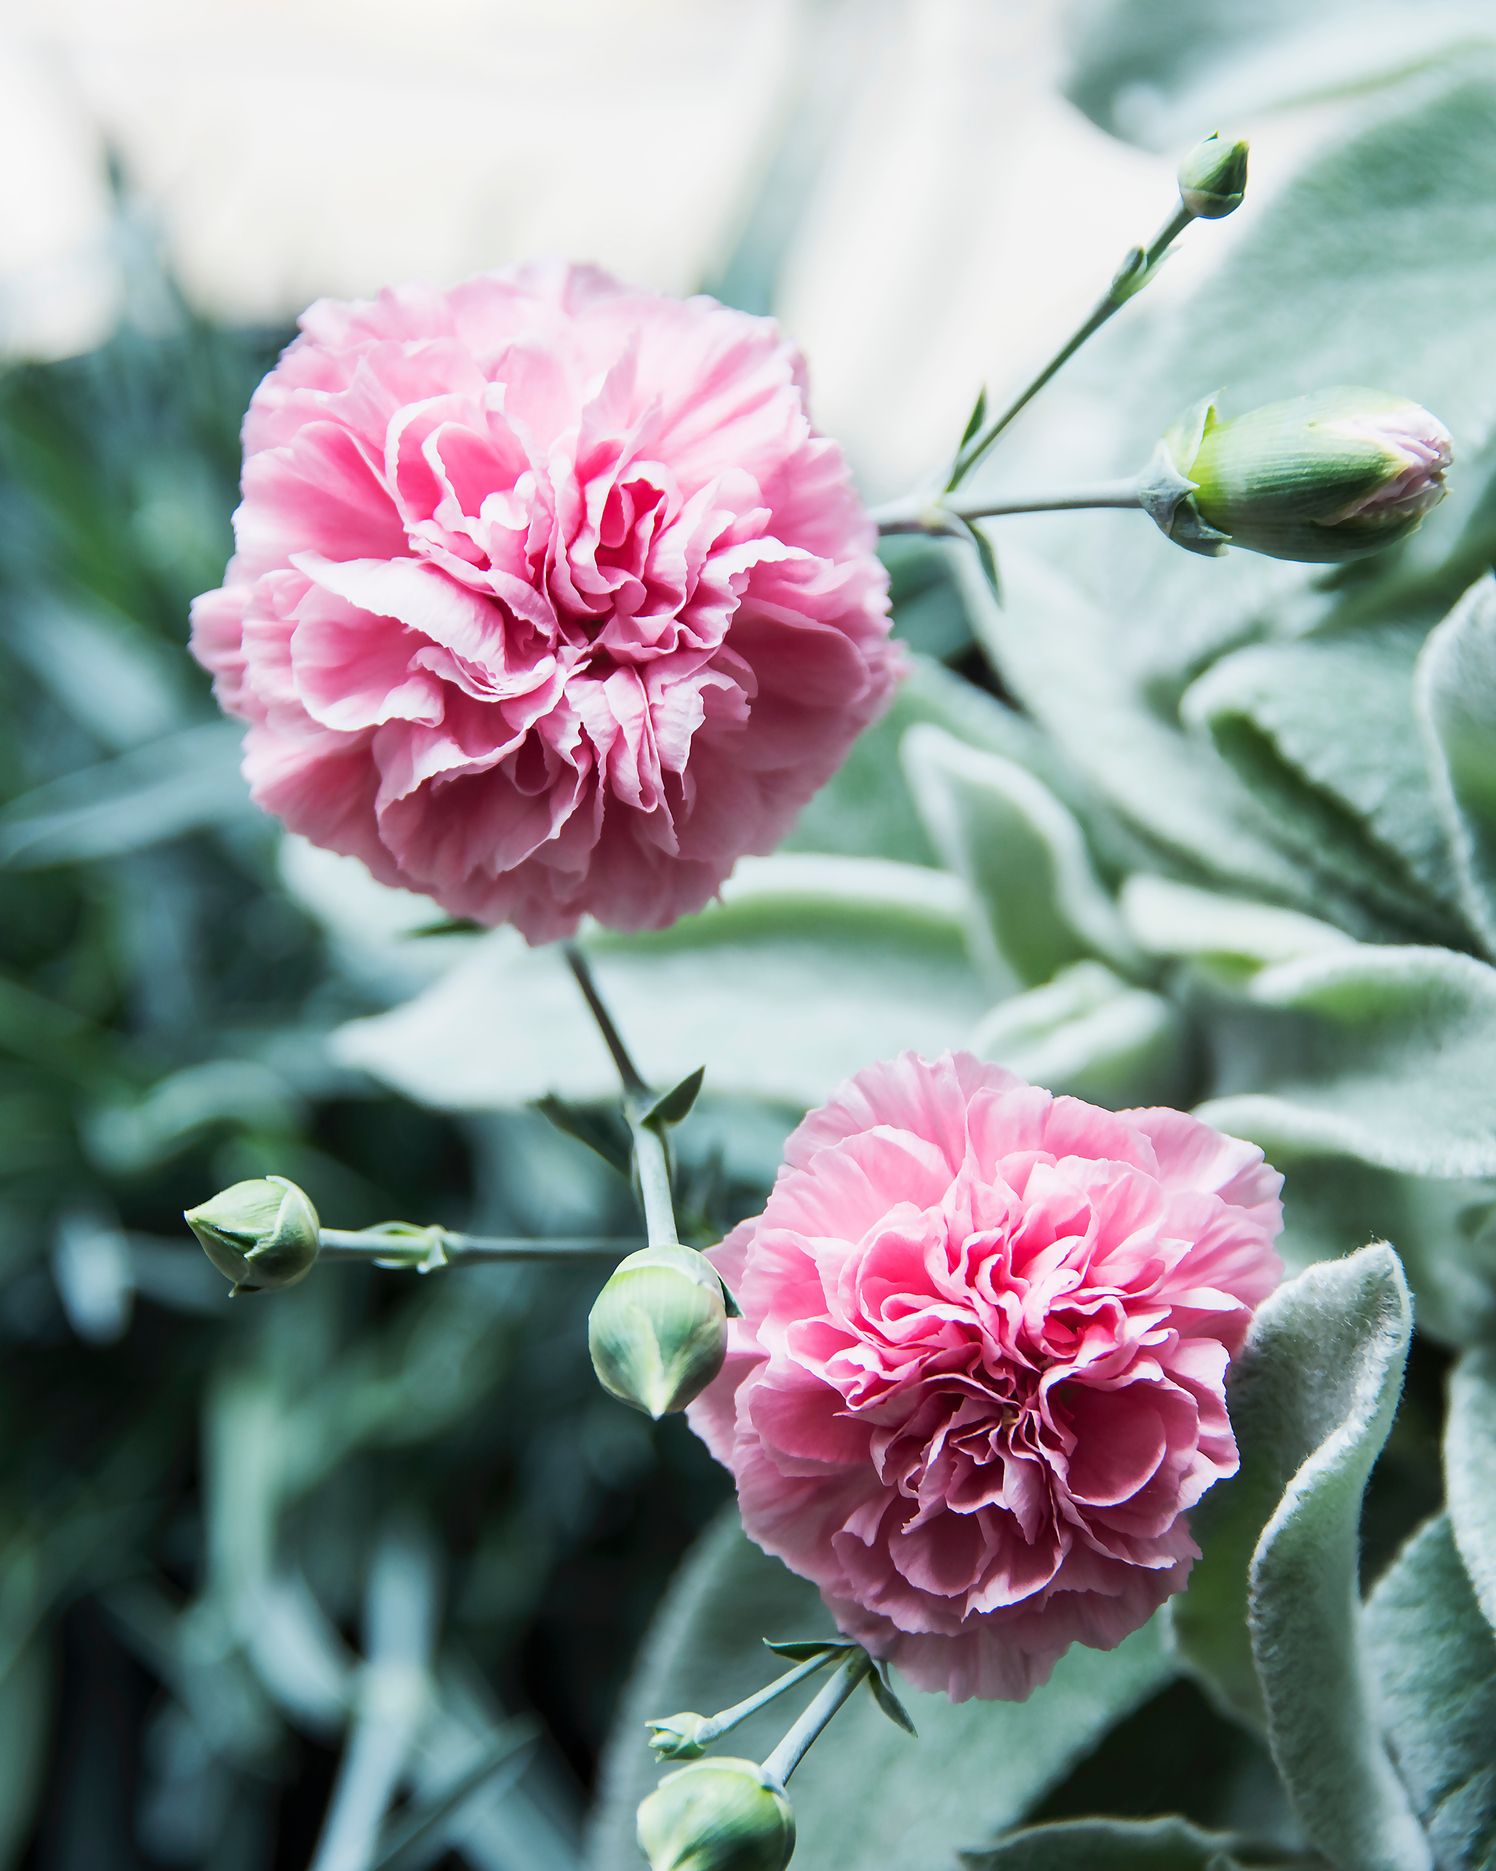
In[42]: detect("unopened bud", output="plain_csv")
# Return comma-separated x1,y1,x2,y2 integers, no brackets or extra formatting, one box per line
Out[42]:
647,1712,714,1762
1178,132,1249,219
637,1759,795,1871
588,1243,728,1418
185,1176,320,1294
1145,388,1452,561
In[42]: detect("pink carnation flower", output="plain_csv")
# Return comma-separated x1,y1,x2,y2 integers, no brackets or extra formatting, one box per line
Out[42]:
690,1052,1283,1702
191,264,899,941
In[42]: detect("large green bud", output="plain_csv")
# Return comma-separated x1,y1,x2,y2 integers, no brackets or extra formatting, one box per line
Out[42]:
587,1243,728,1418
637,1759,796,1871
1177,132,1249,219
184,1176,320,1295
1147,388,1452,561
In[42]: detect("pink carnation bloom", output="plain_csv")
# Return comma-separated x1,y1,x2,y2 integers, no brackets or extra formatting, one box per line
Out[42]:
190,264,899,941
690,1052,1283,1702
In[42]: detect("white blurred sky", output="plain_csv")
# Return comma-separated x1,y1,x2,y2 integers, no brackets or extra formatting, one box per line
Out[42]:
0,0,1192,491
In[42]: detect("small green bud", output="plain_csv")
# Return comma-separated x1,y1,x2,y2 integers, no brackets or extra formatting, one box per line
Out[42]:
184,1176,320,1295
1147,387,1452,562
637,1759,795,1871
588,1243,728,1418
1177,132,1249,219
647,1712,714,1762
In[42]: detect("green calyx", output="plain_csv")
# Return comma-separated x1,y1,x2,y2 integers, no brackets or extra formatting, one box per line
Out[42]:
588,1243,729,1419
184,1176,321,1295
637,1758,795,1871
1145,387,1453,562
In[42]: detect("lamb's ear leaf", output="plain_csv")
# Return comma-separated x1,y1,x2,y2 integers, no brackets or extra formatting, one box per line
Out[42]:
1196,942,1496,1181
1416,573,1496,959
962,1814,1294,1869
1244,1246,1427,1871
588,1512,1172,1871
1366,1513,1496,1870
337,856,990,1113
1169,1246,1411,1742
902,724,1141,990
1445,1346,1496,1630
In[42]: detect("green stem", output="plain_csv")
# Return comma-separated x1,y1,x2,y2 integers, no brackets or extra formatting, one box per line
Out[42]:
874,478,1143,537
679,1653,841,1750
562,943,681,1251
947,202,1193,490
760,1652,871,1786
317,1229,630,1267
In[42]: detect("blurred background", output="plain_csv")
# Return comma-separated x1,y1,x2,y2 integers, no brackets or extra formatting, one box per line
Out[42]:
3,1,1492,1866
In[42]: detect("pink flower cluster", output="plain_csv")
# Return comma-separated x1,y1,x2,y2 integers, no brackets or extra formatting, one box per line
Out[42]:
191,264,898,941
691,1052,1283,1701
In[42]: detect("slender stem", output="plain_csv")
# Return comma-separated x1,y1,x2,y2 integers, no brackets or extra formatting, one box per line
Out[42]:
874,478,1143,537
561,943,681,1251
681,1653,840,1748
563,943,645,1094
317,1229,630,1265
947,203,1194,491
761,1652,871,1786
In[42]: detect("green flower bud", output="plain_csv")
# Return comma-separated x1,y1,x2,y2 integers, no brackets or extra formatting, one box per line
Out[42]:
588,1243,727,1419
647,1712,714,1761
637,1759,795,1871
1177,132,1249,219
184,1176,320,1294
1147,388,1452,562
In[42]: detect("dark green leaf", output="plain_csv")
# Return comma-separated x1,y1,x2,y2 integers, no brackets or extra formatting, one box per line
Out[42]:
958,386,988,452
533,1095,632,1176
641,1067,706,1131
867,1661,918,1737
761,1638,859,1662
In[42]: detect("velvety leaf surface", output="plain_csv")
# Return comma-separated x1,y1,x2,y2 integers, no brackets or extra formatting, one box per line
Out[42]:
1445,1349,1496,1633
1257,1147,1496,1351
1183,623,1467,942
1366,1515,1496,1871
968,961,1187,1109
903,724,1143,987
1417,575,1496,958
964,1814,1286,1869
1198,945,1496,1179
1063,0,1495,146
334,856,994,1112
588,1515,1173,1871
782,653,1043,869
1244,1249,1428,1871
1169,1249,1411,1755
1119,876,1352,976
